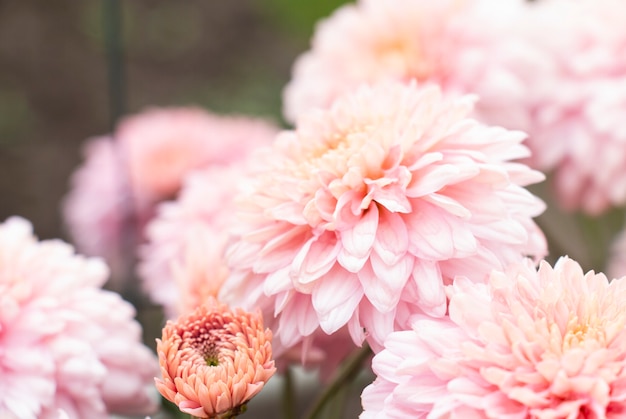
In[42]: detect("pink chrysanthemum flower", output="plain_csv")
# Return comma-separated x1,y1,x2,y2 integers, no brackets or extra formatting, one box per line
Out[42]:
511,0,626,214
361,257,626,418
282,0,537,127
138,166,244,319
155,298,276,419
62,109,278,278
117,107,279,210
220,82,547,354
0,217,158,419
62,136,131,278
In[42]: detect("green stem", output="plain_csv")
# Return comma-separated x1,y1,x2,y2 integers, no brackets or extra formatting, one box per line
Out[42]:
103,0,126,130
303,343,372,419
328,379,350,418
283,366,297,419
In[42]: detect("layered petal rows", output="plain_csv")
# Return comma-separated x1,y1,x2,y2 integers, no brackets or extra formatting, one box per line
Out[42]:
220,82,546,354
362,257,626,418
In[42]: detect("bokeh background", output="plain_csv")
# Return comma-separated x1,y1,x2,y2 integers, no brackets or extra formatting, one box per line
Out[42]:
0,0,355,242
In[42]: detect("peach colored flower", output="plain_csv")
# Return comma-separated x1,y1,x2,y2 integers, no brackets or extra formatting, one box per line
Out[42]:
361,257,626,418
282,0,538,128
220,82,547,355
155,299,275,418
138,166,244,319
0,217,158,419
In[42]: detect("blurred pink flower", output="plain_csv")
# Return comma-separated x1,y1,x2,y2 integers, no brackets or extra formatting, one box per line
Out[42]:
0,217,158,419
362,257,626,418
507,0,626,214
138,166,244,319
117,108,278,210
282,0,539,128
220,82,547,354
62,136,131,278
155,298,275,418
62,109,278,279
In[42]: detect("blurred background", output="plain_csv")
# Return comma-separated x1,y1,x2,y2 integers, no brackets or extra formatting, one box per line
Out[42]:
0,0,352,242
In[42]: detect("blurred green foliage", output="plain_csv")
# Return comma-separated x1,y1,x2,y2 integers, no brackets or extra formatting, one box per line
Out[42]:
257,0,352,39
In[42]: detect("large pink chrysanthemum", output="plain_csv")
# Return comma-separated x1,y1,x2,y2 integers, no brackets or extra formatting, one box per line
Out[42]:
138,166,244,319
0,217,158,419
361,257,626,418
282,0,540,128
514,0,626,214
155,298,275,418
220,82,547,354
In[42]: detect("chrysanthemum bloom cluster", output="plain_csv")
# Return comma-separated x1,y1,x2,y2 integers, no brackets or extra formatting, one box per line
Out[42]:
362,256,626,417
138,166,244,319
155,299,275,419
0,217,158,419
282,0,537,128
62,107,278,278
220,81,547,355
512,0,626,214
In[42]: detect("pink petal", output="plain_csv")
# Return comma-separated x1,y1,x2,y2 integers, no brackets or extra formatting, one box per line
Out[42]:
312,265,363,334
291,232,341,286
373,210,409,265
412,261,446,317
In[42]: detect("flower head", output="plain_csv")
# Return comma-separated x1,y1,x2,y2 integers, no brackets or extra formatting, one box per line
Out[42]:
117,107,278,210
220,82,546,354
0,217,158,419
62,109,278,277
282,0,535,127
507,0,626,214
62,136,131,278
138,166,244,319
361,257,626,418
155,299,275,418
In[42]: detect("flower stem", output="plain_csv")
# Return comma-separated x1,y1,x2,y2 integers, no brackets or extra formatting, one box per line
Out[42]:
283,366,297,419
303,343,372,419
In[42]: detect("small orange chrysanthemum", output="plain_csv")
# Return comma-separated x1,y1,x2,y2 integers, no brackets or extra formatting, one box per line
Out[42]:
154,299,276,418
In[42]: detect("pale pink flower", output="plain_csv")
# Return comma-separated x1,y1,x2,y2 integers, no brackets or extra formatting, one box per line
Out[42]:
62,109,278,278
509,0,626,214
117,107,278,210
220,82,547,354
155,298,276,418
361,257,626,418
138,166,244,319
62,136,131,278
282,0,540,128
0,217,158,419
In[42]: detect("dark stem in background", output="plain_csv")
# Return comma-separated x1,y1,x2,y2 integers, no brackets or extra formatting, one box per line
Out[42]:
103,0,126,129
303,343,372,419
103,0,144,309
